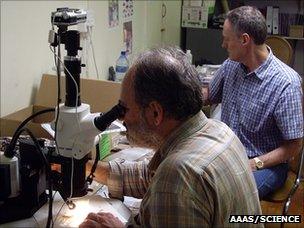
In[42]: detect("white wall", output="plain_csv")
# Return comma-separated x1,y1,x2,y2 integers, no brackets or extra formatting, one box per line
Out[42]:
0,0,182,117
162,0,182,46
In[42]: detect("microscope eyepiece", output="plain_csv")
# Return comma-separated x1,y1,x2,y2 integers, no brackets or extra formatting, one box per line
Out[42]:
94,103,126,132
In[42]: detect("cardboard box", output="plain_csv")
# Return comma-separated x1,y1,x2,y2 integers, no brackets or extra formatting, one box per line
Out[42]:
289,25,304,38
0,74,121,138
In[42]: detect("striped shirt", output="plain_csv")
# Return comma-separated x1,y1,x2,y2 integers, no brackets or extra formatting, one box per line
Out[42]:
108,112,262,227
209,49,303,157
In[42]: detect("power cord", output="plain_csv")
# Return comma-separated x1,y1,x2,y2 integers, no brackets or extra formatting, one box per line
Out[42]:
88,26,100,79
4,108,55,158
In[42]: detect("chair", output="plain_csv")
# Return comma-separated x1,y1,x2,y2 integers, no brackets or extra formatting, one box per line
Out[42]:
263,145,304,227
265,36,293,66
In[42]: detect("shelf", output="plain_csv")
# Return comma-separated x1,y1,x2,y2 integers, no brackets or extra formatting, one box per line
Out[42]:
269,35,304,41
186,29,304,40
281,36,304,41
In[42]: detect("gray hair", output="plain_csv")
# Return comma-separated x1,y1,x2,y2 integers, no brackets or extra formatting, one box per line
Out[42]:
131,46,203,121
227,6,267,45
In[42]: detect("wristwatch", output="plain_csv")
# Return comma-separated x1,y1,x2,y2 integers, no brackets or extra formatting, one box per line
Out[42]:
253,157,264,170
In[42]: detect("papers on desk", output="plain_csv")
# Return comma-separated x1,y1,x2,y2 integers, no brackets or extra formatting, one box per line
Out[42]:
32,189,131,227
0,181,131,228
53,195,129,227
103,147,154,162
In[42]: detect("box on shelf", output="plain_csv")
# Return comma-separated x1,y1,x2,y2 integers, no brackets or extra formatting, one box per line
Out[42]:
289,25,304,38
0,74,121,139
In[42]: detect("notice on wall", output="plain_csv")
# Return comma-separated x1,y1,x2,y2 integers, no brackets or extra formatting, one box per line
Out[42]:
108,0,119,28
123,21,133,54
181,6,208,28
181,0,215,29
183,0,203,7
122,0,133,20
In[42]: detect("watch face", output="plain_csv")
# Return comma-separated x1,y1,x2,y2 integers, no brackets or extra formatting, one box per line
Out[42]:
256,161,263,169
254,157,264,169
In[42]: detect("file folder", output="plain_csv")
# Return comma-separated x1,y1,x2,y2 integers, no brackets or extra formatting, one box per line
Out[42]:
266,6,273,34
272,7,279,35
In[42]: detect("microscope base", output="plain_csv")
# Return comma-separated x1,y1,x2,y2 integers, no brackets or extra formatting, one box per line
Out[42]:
0,192,47,224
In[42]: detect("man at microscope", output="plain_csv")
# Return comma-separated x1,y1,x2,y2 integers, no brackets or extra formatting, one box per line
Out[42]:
79,47,262,227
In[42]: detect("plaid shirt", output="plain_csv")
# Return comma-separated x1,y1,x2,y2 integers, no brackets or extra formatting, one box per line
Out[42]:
108,112,262,227
209,49,303,157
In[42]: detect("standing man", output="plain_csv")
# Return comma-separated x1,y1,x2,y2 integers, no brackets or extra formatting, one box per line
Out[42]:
80,47,262,227
205,6,303,199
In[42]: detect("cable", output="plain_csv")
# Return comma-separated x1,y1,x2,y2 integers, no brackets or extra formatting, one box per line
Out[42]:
86,138,101,185
68,156,75,200
53,201,66,226
54,35,61,148
4,108,55,158
88,26,100,79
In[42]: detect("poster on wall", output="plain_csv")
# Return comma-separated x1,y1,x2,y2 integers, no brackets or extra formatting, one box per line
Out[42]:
122,0,133,20
181,6,208,28
108,0,119,28
123,21,133,54
183,0,203,7
181,0,215,29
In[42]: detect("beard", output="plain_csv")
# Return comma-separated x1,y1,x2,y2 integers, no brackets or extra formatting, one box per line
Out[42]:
125,110,162,150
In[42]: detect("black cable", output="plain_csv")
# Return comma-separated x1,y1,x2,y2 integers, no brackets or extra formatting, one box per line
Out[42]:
86,143,100,185
4,108,55,158
54,34,62,145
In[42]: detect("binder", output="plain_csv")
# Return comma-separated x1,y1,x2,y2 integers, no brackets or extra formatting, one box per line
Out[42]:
266,6,273,34
272,7,279,35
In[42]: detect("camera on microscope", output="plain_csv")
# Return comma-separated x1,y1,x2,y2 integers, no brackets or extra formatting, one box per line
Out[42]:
51,8,87,26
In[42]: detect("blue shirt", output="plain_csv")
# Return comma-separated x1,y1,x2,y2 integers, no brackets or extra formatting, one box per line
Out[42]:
209,49,303,157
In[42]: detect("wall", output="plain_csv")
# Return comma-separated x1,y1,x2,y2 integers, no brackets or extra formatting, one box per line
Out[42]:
0,0,181,117
162,0,182,46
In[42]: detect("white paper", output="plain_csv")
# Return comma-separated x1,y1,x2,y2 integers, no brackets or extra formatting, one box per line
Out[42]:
41,120,125,138
103,147,153,162
183,0,202,7
53,195,128,227
41,123,55,137
32,182,130,227
181,6,208,28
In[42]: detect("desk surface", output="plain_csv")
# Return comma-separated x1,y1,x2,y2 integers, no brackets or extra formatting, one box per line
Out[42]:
0,181,131,228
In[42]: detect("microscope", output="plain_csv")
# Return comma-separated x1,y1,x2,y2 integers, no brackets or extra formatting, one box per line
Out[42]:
0,8,126,224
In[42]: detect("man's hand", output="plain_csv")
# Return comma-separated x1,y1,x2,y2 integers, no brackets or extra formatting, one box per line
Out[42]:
249,159,257,171
249,138,302,170
79,212,124,228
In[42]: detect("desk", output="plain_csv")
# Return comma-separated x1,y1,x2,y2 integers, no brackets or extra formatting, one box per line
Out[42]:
0,182,131,227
